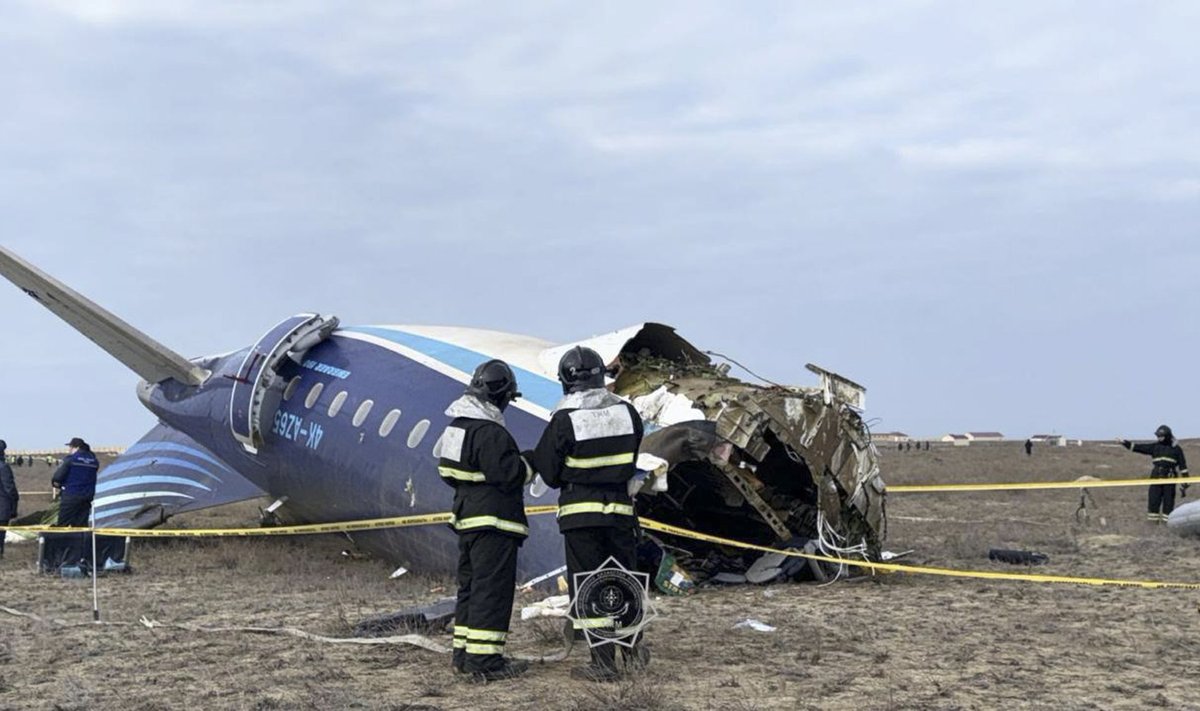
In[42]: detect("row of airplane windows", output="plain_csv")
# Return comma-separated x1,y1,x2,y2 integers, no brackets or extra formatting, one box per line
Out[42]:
282,375,431,448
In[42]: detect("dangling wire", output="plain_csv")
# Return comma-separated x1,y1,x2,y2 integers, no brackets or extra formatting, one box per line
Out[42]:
815,510,869,584
703,350,785,388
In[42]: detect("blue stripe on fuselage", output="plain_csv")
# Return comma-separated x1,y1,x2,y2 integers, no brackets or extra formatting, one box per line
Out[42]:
122,441,233,473
344,326,562,413
99,456,222,483
96,474,213,494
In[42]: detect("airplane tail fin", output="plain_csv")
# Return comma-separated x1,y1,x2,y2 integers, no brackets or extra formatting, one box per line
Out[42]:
0,245,207,385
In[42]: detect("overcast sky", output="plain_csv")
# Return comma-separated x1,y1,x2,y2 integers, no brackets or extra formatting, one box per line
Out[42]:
2,1,1198,449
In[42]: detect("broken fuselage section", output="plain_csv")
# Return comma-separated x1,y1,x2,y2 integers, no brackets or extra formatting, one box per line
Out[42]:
608,336,886,582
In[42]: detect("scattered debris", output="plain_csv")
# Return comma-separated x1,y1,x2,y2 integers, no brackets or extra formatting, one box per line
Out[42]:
519,595,570,621
732,619,776,632
988,548,1049,566
389,566,408,579
258,496,288,527
353,597,456,637
712,572,747,584
653,551,696,595
519,565,567,591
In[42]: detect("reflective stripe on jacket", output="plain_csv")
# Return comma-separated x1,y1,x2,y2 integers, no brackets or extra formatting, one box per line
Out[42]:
1127,440,1190,478
529,389,644,531
434,409,530,539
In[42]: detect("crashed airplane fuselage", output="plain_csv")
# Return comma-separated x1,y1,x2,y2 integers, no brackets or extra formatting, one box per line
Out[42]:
0,246,886,583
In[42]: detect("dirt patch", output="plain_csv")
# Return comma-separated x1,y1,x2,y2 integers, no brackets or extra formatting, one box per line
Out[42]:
3,442,1200,709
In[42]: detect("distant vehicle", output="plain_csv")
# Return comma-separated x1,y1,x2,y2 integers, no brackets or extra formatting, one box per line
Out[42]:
0,245,886,582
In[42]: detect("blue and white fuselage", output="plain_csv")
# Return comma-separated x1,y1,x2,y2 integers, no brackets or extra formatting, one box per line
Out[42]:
132,324,572,581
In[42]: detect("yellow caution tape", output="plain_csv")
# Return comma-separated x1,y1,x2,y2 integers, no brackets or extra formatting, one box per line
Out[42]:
20,476,1182,498
888,477,1190,493
6,502,1198,589
2,506,559,538
636,518,1200,590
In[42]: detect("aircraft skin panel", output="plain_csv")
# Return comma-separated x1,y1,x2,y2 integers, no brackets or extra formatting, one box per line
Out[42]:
91,422,267,528
378,325,556,379
340,327,560,418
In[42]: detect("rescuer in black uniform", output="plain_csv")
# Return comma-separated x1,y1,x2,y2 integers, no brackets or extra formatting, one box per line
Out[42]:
528,346,648,682
435,359,532,682
1119,425,1190,523
0,440,18,558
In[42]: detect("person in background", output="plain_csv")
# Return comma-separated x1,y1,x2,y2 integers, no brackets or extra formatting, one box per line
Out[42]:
0,440,18,558
1025,439,1033,457
1118,425,1189,523
52,437,99,527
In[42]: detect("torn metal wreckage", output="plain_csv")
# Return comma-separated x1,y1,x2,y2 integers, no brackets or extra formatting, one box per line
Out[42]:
608,336,887,588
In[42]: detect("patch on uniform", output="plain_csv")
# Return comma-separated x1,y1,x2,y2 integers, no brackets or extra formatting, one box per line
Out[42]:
434,426,466,461
568,405,634,441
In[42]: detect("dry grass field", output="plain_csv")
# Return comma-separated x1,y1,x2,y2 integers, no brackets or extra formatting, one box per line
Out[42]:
3,440,1200,710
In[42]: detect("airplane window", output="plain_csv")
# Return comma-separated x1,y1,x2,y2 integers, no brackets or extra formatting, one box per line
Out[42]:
304,382,324,409
407,419,431,448
353,399,374,427
379,409,402,437
283,376,302,402
328,391,348,418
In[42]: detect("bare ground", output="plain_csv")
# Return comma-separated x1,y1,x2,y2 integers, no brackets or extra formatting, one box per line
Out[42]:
3,442,1200,710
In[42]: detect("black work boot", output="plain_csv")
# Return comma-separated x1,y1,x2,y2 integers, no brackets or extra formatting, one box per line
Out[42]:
469,658,529,683
452,649,466,674
571,647,621,683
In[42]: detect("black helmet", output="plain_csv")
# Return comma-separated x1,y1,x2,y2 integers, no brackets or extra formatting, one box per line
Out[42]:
1156,425,1174,442
466,359,521,411
0,439,6,452
557,346,606,394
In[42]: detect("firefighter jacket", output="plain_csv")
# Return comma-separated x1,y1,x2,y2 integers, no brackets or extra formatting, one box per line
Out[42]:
51,448,100,498
1123,439,1190,478
434,395,531,539
529,388,644,531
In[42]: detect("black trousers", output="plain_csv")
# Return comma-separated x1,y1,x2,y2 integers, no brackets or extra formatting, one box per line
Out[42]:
1148,473,1176,516
565,525,640,668
0,516,9,556
58,495,93,527
454,530,520,672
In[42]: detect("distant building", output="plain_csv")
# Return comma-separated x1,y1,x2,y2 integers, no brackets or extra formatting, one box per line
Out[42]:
873,432,910,443
964,432,1005,442
1030,434,1068,447
941,434,971,446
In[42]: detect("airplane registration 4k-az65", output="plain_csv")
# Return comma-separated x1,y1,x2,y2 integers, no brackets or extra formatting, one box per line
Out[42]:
0,245,886,584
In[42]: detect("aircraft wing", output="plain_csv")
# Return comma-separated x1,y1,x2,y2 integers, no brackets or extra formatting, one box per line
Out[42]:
0,245,207,385
93,423,267,527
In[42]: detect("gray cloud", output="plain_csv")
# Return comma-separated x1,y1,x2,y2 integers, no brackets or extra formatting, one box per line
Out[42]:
1,1,1197,447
